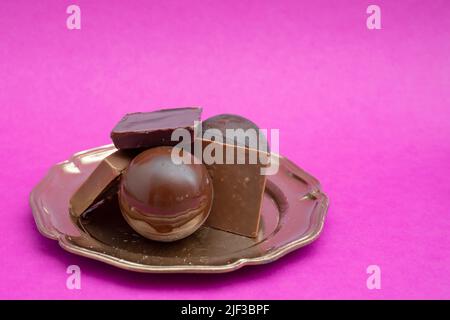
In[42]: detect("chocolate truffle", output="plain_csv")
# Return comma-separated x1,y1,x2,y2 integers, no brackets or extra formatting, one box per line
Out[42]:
202,114,269,152
119,146,213,242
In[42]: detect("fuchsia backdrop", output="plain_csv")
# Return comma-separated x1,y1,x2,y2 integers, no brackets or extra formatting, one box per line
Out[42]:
0,0,449,299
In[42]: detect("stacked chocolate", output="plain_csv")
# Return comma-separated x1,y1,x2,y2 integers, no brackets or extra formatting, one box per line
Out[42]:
69,107,270,242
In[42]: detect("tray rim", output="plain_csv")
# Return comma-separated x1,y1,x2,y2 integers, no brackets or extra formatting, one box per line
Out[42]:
30,144,329,273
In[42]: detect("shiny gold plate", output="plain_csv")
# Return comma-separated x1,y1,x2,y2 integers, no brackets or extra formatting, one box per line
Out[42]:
30,144,329,273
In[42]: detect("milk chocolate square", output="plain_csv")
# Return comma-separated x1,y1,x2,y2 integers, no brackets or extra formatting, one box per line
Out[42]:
69,150,135,218
199,139,269,238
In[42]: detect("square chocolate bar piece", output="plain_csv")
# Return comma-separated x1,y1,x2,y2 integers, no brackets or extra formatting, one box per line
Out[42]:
199,139,269,238
111,107,202,149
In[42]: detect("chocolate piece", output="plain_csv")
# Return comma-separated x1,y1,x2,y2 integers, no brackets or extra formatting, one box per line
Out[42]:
200,114,270,238
200,140,268,238
111,107,202,150
119,146,213,242
69,150,134,218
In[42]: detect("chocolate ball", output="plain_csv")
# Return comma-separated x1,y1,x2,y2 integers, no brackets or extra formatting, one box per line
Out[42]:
119,146,213,242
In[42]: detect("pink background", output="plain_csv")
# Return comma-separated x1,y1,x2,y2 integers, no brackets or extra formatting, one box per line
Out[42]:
0,0,449,299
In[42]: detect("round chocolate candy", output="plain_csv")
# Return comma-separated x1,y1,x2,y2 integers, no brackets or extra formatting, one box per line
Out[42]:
119,146,213,242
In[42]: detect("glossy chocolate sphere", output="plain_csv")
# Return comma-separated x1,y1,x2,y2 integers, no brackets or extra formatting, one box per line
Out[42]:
119,146,213,242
